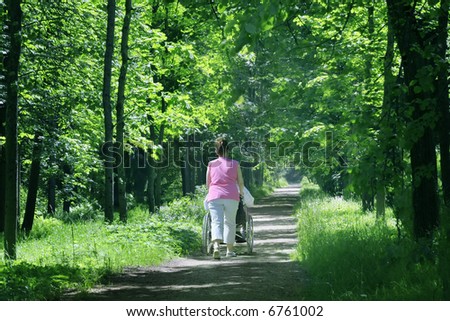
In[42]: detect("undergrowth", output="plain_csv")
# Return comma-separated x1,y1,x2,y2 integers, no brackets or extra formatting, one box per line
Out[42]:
249,176,289,199
0,191,206,300
296,178,443,300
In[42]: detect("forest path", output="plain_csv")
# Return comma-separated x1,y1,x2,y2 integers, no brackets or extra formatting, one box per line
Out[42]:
80,185,308,300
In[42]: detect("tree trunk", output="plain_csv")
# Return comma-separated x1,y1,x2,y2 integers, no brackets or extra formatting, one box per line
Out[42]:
0,143,5,233
47,179,56,215
153,97,167,209
387,0,440,239
46,154,56,217
147,121,159,213
4,0,22,260
0,106,5,233
174,139,188,196
184,162,192,194
62,162,72,214
124,149,133,194
150,6,169,205
437,0,450,302
436,1,450,206
115,0,132,222
133,148,147,203
196,146,205,186
368,2,386,218
186,135,195,194
143,93,165,212
21,133,42,235
376,185,386,219
255,163,264,186
199,144,208,186
147,154,156,213
102,0,116,223
0,0,5,233
411,131,439,237
376,6,396,219
181,159,189,196
154,167,162,208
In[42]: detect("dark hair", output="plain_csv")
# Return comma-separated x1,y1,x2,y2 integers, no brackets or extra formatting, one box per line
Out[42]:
215,137,229,157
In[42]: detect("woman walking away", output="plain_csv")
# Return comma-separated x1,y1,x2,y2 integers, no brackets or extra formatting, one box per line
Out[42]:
206,137,244,259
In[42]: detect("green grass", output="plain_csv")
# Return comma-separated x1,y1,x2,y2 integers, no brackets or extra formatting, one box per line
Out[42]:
296,178,443,300
0,193,205,300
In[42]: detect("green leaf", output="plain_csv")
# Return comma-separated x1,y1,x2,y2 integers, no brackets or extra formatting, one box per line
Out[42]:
261,17,274,32
217,3,227,14
19,132,35,140
244,22,258,34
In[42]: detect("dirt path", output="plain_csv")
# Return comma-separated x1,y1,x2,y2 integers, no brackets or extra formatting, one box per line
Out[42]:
80,185,308,301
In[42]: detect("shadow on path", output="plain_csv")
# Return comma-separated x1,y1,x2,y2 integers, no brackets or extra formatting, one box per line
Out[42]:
75,185,308,301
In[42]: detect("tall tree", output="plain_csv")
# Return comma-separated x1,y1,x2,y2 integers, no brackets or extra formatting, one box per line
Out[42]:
18,1,107,218
365,2,386,219
21,133,43,234
379,9,397,217
3,0,22,259
0,0,6,233
436,0,450,206
436,0,450,301
116,0,132,222
386,0,440,239
0,111,4,232
102,0,116,223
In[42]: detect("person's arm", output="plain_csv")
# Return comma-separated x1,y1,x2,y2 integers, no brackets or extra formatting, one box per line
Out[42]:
237,163,244,197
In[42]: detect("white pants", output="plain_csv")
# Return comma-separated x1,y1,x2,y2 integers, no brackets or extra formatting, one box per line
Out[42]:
208,199,239,244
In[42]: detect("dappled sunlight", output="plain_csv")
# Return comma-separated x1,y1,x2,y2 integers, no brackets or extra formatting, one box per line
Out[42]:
85,260,305,300
77,186,308,301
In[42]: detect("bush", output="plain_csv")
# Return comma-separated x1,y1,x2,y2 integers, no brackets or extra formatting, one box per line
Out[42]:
28,216,64,240
56,201,103,223
156,185,207,224
0,261,106,300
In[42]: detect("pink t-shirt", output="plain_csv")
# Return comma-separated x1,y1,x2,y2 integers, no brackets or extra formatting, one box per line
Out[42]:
207,157,239,202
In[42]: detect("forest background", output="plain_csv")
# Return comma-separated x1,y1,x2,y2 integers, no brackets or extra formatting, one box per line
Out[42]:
1,0,450,300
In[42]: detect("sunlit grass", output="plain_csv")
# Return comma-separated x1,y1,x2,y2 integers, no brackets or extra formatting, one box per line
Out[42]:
296,178,443,300
0,193,205,300
16,216,179,268
250,175,289,199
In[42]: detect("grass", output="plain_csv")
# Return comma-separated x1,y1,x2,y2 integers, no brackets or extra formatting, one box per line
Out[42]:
0,193,205,300
295,178,443,300
6,176,443,301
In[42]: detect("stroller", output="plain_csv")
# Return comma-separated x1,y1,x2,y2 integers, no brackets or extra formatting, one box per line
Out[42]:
202,198,254,255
